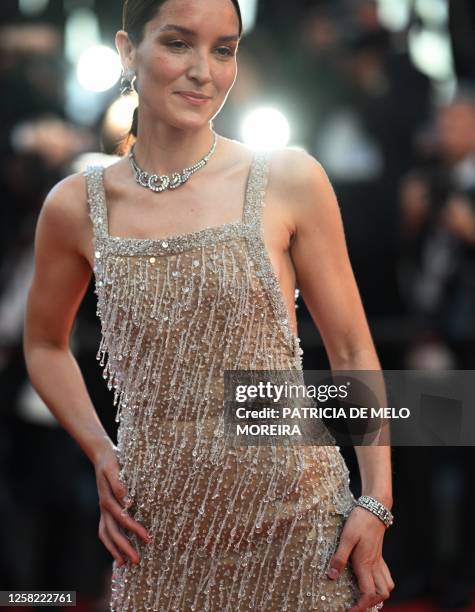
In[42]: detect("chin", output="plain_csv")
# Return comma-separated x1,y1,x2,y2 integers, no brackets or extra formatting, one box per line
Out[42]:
168,114,214,131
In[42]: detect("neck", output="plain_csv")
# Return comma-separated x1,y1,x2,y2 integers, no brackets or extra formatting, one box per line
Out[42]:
131,111,216,174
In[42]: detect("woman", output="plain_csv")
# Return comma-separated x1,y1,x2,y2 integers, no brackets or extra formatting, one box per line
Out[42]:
23,0,394,610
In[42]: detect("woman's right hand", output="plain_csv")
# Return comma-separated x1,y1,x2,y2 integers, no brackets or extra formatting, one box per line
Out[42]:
94,445,150,567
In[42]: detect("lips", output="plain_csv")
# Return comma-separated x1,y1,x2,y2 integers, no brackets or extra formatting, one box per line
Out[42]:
178,91,211,99
176,91,212,106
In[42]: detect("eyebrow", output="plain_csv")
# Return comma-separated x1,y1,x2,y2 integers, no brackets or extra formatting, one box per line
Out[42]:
158,24,239,42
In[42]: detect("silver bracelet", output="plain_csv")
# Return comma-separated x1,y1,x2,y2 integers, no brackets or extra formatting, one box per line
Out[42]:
356,495,394,528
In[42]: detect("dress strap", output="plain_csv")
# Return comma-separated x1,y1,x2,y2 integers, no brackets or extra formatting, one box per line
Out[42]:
84,164,108,239
242,150,272,231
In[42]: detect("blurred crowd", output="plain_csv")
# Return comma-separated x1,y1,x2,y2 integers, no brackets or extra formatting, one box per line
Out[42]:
0,0,475,610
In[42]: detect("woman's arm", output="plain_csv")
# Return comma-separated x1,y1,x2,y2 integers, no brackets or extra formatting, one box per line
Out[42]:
286,150,392,500
283,149,394,611
24,174,110,463
23,174,149,565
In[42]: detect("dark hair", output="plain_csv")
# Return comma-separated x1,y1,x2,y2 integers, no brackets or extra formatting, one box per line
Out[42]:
117,0,242,154
123,0,243,46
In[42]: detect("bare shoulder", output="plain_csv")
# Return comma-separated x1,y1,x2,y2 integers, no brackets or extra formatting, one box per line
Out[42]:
38,170,92,259
268,147,333,205
42,171,88,222
265,147,337,239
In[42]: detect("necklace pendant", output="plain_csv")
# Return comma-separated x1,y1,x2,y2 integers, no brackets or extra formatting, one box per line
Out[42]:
169,172,182,189
129,130,217,194
158,175,170,191
147,174,160,192
148,174,169,192
138,171,149,188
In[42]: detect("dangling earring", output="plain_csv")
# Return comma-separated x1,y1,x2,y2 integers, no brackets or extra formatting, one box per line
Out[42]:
120,68,136,95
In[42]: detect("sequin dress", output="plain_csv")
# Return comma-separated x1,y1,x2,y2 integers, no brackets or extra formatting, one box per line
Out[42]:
84,151,382,612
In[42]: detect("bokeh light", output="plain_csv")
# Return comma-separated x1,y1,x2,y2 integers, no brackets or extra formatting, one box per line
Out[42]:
408,27,454,81
76,45,122,93
376,0,411,32
19,0,49,15
241,107,291,150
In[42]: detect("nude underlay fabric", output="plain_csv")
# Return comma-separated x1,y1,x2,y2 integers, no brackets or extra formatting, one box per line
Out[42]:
84,150,382,611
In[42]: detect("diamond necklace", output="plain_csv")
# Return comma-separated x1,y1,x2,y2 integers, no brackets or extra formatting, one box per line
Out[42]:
128,130,218,193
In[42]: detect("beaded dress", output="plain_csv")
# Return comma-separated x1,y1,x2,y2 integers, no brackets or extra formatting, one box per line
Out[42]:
84,150,382,612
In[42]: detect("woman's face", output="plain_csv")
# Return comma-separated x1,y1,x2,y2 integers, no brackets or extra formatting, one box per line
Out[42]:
120,0,240,130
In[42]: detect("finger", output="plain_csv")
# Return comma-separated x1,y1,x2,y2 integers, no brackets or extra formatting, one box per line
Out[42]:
373,566,391,604
100,489,150,544
96,466,129,509
104,511,141,565
99,520,126,567
104,464,130,507
326,532,357,580
380,558,395,592
348,564,377,612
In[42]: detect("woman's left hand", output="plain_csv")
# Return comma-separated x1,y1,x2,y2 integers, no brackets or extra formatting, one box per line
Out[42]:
326,506,395,611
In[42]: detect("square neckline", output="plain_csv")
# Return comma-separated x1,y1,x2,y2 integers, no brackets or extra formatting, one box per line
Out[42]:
96,149,258,247
88,149,302,360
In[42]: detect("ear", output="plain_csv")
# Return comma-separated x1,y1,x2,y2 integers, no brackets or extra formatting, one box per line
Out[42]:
115,29,136,72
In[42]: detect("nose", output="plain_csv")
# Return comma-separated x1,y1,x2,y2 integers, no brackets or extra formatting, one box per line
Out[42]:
187,50,212,84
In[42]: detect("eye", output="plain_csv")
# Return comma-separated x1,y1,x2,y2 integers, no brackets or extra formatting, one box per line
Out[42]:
215,46,235,58
166,40,188,50
165,39,236,58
